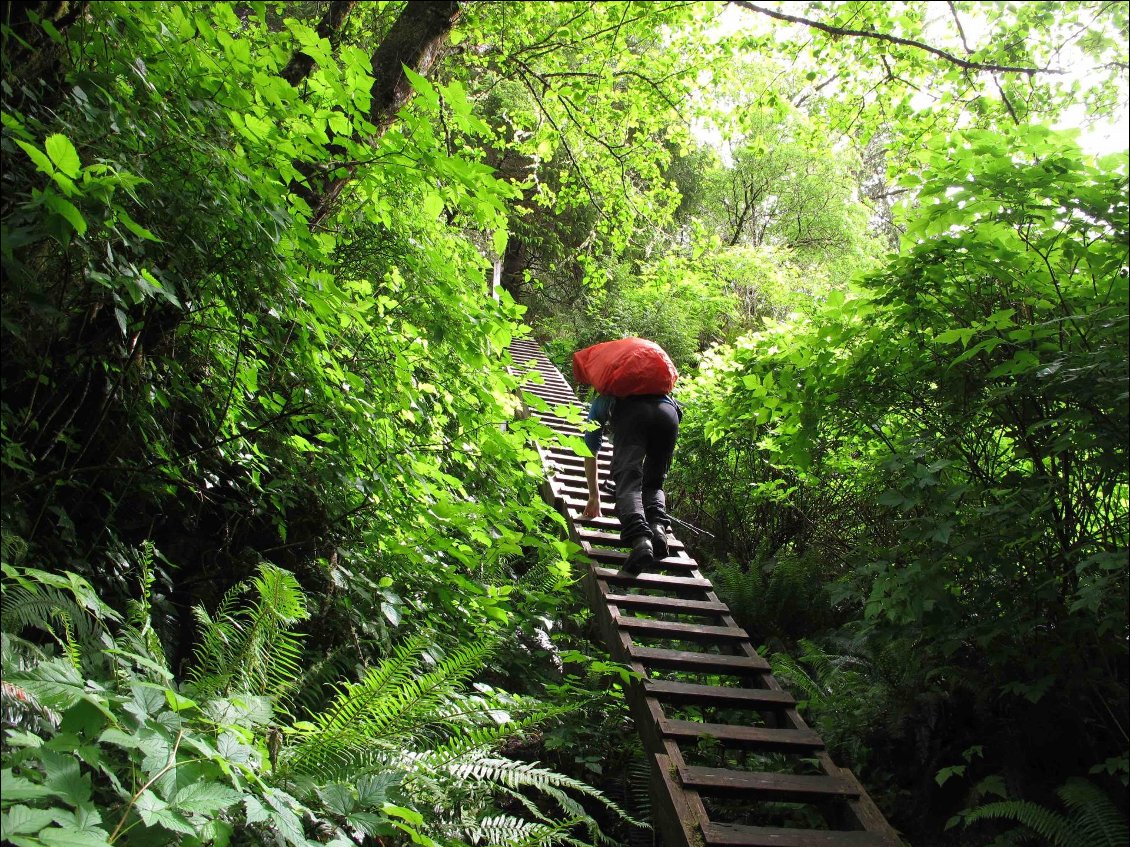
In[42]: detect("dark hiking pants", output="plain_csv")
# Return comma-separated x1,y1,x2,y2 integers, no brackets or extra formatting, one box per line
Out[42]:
610,396,680,543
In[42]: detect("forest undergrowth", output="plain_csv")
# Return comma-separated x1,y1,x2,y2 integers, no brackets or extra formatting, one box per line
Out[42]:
2,2,1126,846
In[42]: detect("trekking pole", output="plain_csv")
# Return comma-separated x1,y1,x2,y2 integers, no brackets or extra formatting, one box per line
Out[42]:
599,479,715,539
667,514,715,540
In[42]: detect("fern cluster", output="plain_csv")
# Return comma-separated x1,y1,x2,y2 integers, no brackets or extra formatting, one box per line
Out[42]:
2,559,631,847
187,563,309,700
711,549,832,647
958,778,1129,847
769,636,888,768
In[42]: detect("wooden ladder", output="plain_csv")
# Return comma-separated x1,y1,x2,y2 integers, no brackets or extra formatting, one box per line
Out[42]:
510,339,902,847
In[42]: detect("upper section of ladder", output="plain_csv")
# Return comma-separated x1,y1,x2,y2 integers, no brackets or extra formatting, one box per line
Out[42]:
509,337,902,847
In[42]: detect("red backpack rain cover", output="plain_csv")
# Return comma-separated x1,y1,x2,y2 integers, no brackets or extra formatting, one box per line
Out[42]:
572,338,678,397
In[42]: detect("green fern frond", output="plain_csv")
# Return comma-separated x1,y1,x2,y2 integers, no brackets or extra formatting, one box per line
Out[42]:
962,779,1128,847
1,587,103,645
312,633,433,735
55,610,82,671
251,565,309,623
962,799,1075,846
1,531,29,567
105,623,173,685
120,542,167,670
3,656,87,714
445,754,646,832
710,560,764,627
1059,778,1129,847
1,631,51,668
186,564,309,700
770,651,825,704
0,569,121,678
282,637,495,778
626,748,652,820
519,558,573,595
285,643,362,718
186,581,245,691
461,814,588,847
421,710,564,770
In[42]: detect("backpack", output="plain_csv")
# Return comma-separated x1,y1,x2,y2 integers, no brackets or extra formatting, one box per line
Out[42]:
572,337,678,397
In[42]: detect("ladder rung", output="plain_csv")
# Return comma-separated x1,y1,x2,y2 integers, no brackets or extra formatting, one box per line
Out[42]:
605,594,727,614
588,548,698,570
679,766,859,800
628,645,769,673
594,569,711,589
617,617,747,642
703,823,898,847
644,679,793,707
576,527,684,549
662,719,823,751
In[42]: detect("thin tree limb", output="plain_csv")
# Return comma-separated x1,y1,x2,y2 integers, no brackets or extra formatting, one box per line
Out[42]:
730,0,1068,76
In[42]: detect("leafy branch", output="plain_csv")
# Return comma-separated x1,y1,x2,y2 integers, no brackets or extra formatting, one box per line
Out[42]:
732,0,1070,76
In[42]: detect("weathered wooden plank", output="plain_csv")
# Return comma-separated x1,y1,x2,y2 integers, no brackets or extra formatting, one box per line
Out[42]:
628,645,771,673
644,679,794,708
661,719,824,751
544,453,611,469
703,823,899,847
552,480,605,497
570,513,623,529
595,568,712,589
544,444,603,456
591,548,700,570
616,616,748,642
604,593,729,614
541,428,586,439
575,526,686,549
678,766,859,800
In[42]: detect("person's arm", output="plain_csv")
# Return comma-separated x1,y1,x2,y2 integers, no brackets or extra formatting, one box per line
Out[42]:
582,456,602,518
580,394,608,519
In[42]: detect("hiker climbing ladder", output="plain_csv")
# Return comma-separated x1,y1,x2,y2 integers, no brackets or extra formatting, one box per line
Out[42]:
510,338,902,847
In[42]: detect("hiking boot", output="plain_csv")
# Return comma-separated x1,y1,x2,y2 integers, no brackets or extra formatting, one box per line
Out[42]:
623,536,654,575
650,522,672,560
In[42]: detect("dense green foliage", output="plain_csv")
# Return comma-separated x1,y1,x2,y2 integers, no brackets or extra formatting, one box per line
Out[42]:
2,2,1127,846
674,126,1128,830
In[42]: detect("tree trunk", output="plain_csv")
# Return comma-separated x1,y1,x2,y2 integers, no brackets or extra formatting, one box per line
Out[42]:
279,0,358,87
1,0,88,107
297,0,461,227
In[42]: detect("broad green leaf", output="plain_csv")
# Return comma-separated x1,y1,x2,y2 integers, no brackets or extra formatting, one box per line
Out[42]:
0,772,55,802
43,194,87,236
422,193,444,219
316,783,354,816
382,803,423,825
117,210,160,241
44,135,81,178
97,728,141,750
171,782,241,814
146,808,196,836
15,140,53,174
2,805,58,836
36,827,112,847
42,755,91,806
164,690,198,712
402,66,439,110
492,228,508,256
261,791,307,847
